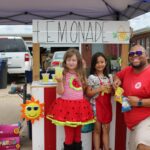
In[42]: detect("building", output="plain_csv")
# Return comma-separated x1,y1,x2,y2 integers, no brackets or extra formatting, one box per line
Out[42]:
131,27,150,59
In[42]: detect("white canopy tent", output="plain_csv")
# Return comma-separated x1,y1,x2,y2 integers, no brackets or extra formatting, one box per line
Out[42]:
0,1,149,150
0,0,150,25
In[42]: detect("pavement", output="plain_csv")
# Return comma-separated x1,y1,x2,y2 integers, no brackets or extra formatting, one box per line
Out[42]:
0,84,32,150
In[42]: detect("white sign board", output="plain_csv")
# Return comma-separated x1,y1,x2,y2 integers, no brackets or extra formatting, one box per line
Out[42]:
33,20,130,44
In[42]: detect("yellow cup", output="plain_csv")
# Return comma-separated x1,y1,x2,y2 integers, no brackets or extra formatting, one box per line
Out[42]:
55,67,63,78
51,74,56,82
42,73,49,82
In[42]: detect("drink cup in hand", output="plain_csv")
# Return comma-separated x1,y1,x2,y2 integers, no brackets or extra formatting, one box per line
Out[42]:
51,74,56,82
55,67,63,78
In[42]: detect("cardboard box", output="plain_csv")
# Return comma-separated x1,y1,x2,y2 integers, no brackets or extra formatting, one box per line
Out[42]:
0,124,20,150
0,137,20,150
0,124,19,138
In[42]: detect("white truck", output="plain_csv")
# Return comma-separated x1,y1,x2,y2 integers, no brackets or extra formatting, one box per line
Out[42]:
0,36,32,75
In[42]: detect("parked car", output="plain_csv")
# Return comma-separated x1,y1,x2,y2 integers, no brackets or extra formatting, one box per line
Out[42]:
0,36,32,75
50,51,66,70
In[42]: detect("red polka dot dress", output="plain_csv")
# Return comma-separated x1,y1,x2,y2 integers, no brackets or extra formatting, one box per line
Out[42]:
87,74,112,124
46,72,95,127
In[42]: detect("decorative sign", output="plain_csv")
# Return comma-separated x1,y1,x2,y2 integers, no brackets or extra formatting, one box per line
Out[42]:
33,20,131,44
21,97,44,124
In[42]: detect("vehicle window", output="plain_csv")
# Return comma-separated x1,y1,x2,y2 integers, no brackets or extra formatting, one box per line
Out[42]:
54,52,65,59
0,39,27,52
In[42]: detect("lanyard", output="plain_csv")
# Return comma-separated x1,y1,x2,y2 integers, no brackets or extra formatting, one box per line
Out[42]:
96,74,110,86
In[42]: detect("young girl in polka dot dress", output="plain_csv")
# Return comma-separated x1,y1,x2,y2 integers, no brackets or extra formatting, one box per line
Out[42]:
46,48,95,150
86,52,113,150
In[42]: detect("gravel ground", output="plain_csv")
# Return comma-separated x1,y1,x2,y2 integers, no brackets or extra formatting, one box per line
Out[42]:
0,84,32,150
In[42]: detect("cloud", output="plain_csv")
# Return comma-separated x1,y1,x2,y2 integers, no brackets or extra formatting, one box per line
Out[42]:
0,25,32,35
129,12,150,31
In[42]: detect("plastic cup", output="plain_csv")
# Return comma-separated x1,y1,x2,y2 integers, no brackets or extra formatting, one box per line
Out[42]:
55,67,63,78
51,74,56,82
42,73,49,82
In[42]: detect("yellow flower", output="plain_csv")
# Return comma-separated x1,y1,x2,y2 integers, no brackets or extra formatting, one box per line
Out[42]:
118,32,127,41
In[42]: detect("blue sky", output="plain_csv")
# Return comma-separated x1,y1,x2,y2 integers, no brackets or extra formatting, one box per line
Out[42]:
0,12,150,35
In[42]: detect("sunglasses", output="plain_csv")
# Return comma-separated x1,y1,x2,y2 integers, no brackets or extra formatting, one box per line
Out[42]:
128,51,143,57
26,106,39,111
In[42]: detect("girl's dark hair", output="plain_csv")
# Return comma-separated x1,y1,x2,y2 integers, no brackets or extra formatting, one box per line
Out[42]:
90,52,109,77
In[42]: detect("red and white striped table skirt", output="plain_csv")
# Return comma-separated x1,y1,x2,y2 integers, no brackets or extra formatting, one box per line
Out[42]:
31,82,128,150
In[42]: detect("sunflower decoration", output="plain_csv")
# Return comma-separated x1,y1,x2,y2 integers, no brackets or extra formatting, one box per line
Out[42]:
21,97,44,123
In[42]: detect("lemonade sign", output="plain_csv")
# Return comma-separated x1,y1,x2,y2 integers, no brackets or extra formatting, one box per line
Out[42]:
33,20,131,44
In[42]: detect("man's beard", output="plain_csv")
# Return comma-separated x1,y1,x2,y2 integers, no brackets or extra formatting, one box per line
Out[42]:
130,62,146,69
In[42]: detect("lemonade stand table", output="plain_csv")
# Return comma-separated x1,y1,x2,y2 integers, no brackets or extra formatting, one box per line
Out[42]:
32,20,131,150
31,81,92,150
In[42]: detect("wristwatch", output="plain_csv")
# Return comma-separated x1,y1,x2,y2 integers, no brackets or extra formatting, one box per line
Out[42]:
137,100,143,107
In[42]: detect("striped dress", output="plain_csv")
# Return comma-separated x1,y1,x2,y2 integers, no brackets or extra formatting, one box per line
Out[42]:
46,72,95,127
61,72,83,100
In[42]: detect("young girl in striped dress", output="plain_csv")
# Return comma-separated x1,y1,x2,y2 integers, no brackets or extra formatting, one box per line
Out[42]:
47,48,95,150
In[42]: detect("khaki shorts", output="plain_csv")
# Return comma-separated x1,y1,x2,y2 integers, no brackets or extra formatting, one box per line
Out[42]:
128,117,150,150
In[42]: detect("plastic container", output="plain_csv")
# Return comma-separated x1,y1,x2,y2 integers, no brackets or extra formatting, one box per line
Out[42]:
42,73,49,82
0,58,8,89
25,71,32,83
55,67,63,78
